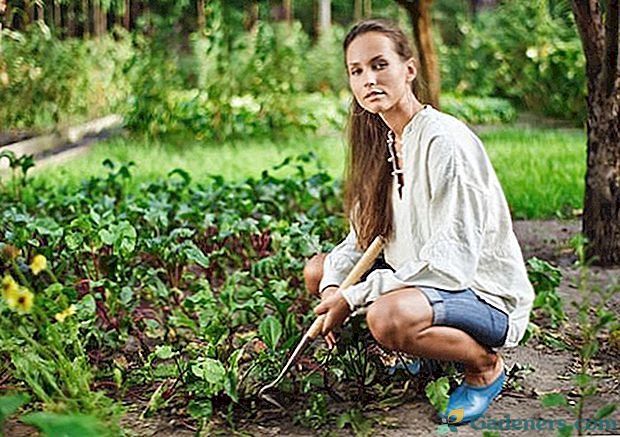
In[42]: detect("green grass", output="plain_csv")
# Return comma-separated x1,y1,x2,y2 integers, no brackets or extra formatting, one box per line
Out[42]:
35,133,348,186
479,126,586,219
32,126,586,219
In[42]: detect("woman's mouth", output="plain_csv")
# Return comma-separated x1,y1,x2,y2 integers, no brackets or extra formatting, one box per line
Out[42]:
365,90,386,100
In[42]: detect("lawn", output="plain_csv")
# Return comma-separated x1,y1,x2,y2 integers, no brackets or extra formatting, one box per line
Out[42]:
35,125,586,219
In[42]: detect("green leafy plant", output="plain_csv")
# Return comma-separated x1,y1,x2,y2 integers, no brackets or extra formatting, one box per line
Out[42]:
0,150,35,201
527,257,565,328
337,408,374,437
425,376,450,415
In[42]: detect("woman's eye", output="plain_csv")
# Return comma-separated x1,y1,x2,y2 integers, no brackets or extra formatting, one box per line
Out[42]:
351,69,362,75
375,62,388,70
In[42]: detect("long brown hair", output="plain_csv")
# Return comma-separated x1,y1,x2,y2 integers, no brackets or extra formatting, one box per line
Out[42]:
343,19,423,250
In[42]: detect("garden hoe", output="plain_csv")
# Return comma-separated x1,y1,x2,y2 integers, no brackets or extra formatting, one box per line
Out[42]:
258,235,385,409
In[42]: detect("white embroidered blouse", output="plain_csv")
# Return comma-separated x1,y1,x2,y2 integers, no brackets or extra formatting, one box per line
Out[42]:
319,106,534,348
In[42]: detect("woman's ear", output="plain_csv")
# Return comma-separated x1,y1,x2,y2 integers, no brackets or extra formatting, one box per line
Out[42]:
406,58,417,83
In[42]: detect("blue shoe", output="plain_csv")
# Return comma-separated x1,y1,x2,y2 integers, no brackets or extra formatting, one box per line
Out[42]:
440,364,505,425
387,357,421,376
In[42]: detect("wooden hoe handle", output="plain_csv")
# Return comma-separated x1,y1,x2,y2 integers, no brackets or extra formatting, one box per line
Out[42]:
307,235,385,339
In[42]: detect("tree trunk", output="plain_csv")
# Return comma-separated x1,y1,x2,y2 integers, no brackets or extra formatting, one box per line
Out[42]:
394,0,440,108
94,0,100,36
0,1,4,83
572,0,620,266
67,0,76,36
354,0,362,21
197,0,205,32
101,1,107,35
283,0,293,23
131,0,141,31
318,0,331,35
28,1,35,25
123,0,130,30
0,0,6,31
244,1,259,30
82,0,90,38
54,0,61,30
364,0,372,17
36,1,44,25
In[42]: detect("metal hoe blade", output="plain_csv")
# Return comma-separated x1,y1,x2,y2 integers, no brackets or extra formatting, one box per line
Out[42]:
258,331,314,409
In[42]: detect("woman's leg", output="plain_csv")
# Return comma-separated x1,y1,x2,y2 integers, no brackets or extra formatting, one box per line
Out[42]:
303,257,501,384
365,287,502,386
303,253,327,297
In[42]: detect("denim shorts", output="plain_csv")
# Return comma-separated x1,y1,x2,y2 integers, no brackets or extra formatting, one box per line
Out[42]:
418,286,509,348
362,257,509,348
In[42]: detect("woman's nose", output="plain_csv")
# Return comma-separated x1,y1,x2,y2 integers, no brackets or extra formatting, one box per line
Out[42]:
363,71,377,87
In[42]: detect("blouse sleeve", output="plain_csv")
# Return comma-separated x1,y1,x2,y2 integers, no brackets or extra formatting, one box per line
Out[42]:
341,134,489,310
318,228,364,293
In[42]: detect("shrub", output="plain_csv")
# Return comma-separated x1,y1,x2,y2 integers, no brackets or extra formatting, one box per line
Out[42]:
440,94,517,125
440,1,586,122
0,24,132,131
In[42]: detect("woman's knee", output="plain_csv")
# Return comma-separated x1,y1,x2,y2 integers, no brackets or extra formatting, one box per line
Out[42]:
303,253,327,296
366,288,432,350
366,303,401,350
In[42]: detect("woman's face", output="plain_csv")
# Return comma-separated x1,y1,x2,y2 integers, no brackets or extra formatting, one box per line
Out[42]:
345,32,415,115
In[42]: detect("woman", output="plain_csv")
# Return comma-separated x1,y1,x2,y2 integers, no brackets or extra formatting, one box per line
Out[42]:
305,19,534,424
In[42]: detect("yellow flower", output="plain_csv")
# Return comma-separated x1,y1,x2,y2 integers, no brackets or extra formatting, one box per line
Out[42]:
2,275,19,299
30,254,47,276
54,304,77,323
6,287,34,313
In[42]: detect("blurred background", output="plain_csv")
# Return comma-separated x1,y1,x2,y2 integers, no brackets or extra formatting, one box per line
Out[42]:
0,0,584,136
0,0,587,218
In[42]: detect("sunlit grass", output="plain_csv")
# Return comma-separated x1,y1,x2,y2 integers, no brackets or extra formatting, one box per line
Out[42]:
36,133,348,186
479,126,586,219
34,125,586,219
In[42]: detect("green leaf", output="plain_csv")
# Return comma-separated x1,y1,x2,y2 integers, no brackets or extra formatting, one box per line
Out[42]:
115,221,137,256
184,242,211,268
65,233,83,251
259,316,282,350
168,168,192,186
0,393,30,424
336,409,373,436
154,345,177,360
21,412,103,437
120,286,133,305
77,295,96,317
558,424,573,437
224,374,238,403
594,403,617,419
541,392,568,408
425,376,450,414
187,399,212,419
191,358,226,394
581,342,599,360
98,229,115,245
43,283,64,297
573,373,592,387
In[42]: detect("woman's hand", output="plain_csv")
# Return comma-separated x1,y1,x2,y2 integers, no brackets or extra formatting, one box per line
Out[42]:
314,286,351,349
